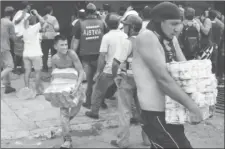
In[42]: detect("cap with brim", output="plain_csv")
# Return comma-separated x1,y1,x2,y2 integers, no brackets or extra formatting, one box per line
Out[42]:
121,10,138,21
121,15,143,27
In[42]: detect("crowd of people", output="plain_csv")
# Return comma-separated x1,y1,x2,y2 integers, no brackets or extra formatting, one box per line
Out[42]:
1,1,224,149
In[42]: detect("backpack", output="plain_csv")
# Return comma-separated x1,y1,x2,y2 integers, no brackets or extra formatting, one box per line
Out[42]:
181,24,200,60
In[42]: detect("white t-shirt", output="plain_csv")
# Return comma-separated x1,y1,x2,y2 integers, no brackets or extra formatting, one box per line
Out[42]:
23,23,43,57
12,10,30,37
99,29,128,74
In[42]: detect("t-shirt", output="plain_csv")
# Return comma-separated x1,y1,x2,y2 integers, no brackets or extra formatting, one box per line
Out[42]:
1,18,15,52
23,23,43,57
99,29,128,74
114,36,136,74
12,10,30,37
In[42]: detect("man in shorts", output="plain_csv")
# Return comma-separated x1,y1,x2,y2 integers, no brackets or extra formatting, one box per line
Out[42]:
22,9,46,94
51,35,85,149
133,2,203,148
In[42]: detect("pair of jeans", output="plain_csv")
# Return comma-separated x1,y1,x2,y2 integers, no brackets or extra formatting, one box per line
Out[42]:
81,55,98,105
141,110,192,149
1,51,14,87
91,72,115,114
115,73,142,148
41,39,57,70
60,100,83,141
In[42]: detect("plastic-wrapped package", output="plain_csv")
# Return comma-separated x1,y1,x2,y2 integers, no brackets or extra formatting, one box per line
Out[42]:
44,83,85,108
44,68,85,108
165,60,218,124
52,68,78,80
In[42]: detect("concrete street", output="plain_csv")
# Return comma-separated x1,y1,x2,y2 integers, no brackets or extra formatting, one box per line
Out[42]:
1,73,224,148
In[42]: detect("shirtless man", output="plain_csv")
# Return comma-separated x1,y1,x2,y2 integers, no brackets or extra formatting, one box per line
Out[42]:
51,35,85,149
132,2,203,148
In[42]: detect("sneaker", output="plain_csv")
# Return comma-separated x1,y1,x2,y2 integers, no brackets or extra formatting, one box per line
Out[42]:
110,140,128,149
101,102,108,109
60,141,72,149
5,86,16,94
85,111,99,119
82,102,91,109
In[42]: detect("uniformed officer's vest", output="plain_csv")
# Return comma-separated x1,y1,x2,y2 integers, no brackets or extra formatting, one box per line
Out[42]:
79,18,104,56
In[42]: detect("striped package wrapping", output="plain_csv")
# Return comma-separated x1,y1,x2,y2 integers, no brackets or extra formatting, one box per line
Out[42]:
43,68,85,108
165,60,218,124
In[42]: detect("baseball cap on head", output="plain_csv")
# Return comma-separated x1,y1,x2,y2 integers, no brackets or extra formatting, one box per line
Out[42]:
150,2,181,21
86,3,96,11
121,14,142,27
120,10,139,22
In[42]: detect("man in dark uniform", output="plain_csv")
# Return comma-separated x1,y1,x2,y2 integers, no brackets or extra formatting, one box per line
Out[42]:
71,3,107,109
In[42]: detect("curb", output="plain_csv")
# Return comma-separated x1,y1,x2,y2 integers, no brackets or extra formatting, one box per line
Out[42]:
1,117,119,140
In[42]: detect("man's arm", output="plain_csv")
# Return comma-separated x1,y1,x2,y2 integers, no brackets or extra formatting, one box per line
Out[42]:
95,35,108,74
96,53,106,74
52,17,60,31
32,10,46,27
51,55,58,70
68,50,85,87
198,18,212,35
137,30,201,115
71,21,81,52
71,36,80,52
9,23,16,42
13,11,27,25
112,39,131,78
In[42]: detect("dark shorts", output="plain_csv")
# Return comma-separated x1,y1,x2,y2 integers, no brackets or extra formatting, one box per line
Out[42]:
141,110,192,149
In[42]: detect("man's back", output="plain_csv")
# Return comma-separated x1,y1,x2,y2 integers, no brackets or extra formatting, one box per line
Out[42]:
101,29,128,74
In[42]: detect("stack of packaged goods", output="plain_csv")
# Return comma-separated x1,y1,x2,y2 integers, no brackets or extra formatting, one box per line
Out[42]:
165,60,218,124
43,68,86,108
